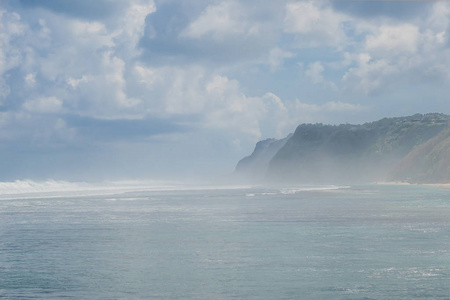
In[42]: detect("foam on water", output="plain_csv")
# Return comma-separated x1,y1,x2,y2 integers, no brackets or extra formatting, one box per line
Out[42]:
244,185,350,197
279,185,350,194
0,179,254,200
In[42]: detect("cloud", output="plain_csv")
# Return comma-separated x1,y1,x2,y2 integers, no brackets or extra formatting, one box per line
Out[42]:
4,1,450,124
24,73,37,87
342,54,398,95
133,64,290,138
305,62,325,84
0,1,160,150
0,10,28,100
22,97,63,113
284,1,348,48
365,24,420,56
182,0,255,40
2,0,450,180
115,1,156,57
428,2,450,32
268,47,295,70
141,0,283,65
101,51,142,109
67,75,88,88
340,2,450,96
5,1,155,119
69,19,114,48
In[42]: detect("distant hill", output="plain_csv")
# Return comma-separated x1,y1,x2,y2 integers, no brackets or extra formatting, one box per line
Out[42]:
235,113,450,184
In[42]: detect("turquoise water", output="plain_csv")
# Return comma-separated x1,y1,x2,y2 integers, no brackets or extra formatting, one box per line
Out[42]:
0,184,448,299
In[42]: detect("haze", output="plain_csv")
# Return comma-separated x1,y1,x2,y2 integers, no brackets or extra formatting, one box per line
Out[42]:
2,0,450,182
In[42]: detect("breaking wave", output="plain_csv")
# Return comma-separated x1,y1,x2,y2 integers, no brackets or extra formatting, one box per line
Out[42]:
0,179,174,199
279,185,349,194
0,179,253,199
244,185,350,197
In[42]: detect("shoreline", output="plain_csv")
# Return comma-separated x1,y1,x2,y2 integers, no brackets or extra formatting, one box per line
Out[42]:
375,181,450,188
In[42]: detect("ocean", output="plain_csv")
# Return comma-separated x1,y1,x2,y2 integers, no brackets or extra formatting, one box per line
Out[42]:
0,182,448,299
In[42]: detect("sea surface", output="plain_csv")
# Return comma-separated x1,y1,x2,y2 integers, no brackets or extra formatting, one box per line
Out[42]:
0,182,448,299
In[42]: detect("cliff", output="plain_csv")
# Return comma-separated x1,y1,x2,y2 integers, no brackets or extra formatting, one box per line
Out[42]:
388,128,450,183
235,113,450,184
235,134,292,182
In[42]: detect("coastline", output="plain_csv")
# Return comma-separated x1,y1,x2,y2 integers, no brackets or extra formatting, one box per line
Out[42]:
375,181,450,188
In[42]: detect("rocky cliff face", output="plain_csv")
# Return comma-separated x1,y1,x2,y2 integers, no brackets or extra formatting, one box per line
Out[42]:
235,113,450,184
235,134,292,182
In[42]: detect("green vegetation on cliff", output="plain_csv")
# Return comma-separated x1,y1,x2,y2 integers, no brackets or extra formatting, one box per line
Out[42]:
236,113,450,184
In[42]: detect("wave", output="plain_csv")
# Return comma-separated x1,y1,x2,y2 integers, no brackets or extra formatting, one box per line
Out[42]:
0,179,173,199
0,179,88,194
243,185,350,197
0,180,349,200
279,185,350,195
0,179,254,199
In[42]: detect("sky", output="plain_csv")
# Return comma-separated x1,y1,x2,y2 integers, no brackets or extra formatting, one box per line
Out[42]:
1,0,450,181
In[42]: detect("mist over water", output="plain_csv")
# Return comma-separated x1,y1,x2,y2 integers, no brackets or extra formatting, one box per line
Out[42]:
0,184,448,299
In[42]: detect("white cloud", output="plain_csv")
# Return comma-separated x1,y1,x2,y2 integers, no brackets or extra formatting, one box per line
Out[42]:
2,1,156,119
102,52,141,108
3,0,450,180
259,92,290,138
1,10,29,100
67,75,89,88
280,1,450,97
70,20,114,48
342,53,398,95
206,74,230,94
133,60,366,139
284,1,348,48
427,1,450,32
25,73,36,87
134,65,159,89
340,2,450,96
122,2,156,40
305,61,325,84
182,0,258,41
116,1,156,56
365,24,420,56
134,64,292,138
1,11,26,38
23,97,63,113
268,47,295,70
37,19,51,40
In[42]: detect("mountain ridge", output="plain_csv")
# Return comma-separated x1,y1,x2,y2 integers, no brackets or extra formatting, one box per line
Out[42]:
235,113,450,184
